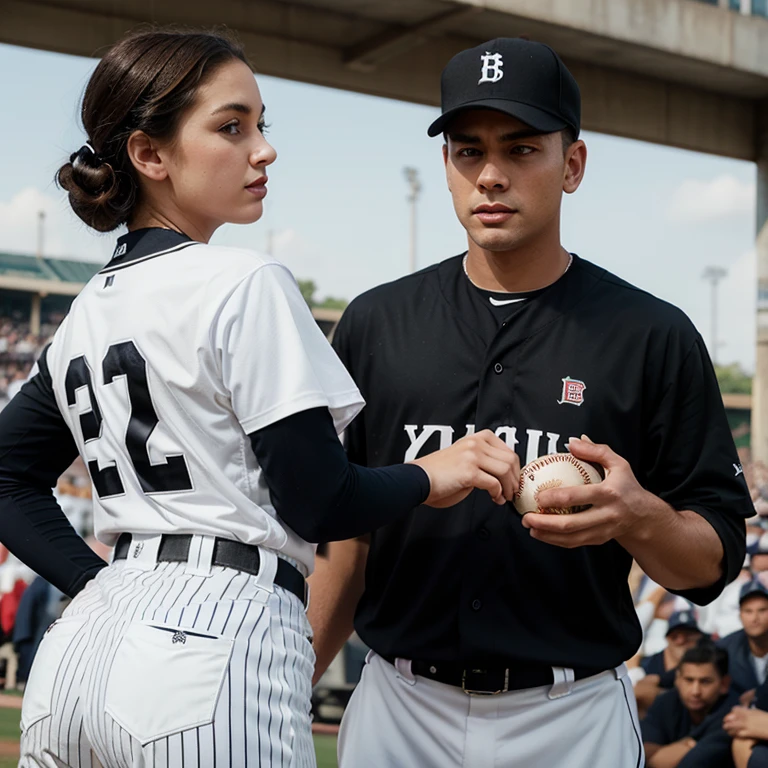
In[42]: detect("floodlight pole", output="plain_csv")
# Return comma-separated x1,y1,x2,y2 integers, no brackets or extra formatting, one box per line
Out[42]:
404,167,421,273
702,265,728,365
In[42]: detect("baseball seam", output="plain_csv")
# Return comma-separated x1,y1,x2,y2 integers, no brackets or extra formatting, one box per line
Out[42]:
517,453,594,498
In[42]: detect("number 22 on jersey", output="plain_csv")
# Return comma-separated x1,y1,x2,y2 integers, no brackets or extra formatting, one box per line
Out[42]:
65,340,193,499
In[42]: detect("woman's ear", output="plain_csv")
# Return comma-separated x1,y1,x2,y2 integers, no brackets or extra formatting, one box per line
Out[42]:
126,130,168,182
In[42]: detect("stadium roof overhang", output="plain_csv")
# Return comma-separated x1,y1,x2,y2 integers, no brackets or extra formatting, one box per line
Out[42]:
3,0,768,160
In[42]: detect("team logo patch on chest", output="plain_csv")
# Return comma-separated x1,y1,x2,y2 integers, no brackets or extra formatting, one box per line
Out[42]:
557,377,586,406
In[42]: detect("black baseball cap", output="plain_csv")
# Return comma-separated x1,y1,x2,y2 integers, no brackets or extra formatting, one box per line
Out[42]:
740,579,768,604
427,38,580,139
665,609,700,637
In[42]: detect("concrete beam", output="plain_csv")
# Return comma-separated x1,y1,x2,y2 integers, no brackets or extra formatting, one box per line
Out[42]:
343,5,482,72
0,0,760,160
457,0,768,81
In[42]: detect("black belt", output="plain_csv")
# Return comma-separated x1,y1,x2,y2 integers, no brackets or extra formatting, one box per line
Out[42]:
383,656,607,695
114,533,307,606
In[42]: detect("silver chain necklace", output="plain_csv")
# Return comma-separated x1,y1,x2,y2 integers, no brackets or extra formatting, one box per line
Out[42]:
462,252,573,291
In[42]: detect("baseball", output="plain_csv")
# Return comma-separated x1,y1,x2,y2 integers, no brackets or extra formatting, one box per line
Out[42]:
514,453,603,516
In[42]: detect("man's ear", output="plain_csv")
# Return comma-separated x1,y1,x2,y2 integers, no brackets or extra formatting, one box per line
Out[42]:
563,139,587,195
126,130,168,183
442,144,451,192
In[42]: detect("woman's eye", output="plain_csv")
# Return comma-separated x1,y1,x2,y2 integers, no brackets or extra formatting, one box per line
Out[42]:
220,122,240,135
258,121,270,135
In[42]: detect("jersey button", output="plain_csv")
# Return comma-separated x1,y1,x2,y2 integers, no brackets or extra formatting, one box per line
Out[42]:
477,527,490,540
471,599,482,611
494,362,503,374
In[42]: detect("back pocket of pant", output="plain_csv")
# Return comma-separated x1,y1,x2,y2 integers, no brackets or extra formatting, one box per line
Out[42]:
21,615,88,731
105,622,234,745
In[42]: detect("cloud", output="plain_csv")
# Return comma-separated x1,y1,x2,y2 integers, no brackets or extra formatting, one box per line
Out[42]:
0,187,112,263
667,175,756,223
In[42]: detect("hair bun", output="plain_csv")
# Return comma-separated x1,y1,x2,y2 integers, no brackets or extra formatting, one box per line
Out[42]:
68,143,117,197
57,143,132,233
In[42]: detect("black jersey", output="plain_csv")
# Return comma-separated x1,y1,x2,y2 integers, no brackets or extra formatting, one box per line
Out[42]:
332,254,751,668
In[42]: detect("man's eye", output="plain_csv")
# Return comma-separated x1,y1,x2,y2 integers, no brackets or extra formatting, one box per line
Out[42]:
512,146,535,155
457,148,481,157
220,121,240,135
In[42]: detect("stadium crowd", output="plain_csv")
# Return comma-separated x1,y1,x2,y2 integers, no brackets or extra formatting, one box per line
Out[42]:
0,311,763,764
0,317,59,407
630,453,768,768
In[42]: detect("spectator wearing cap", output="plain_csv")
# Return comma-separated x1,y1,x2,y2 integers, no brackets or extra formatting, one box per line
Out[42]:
698,555,753,641
642,643,736,768
718,579,768,703
751,535,768,575
635,608,704,717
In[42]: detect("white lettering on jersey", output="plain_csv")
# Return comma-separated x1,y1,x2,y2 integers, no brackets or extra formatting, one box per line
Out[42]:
403,425,455,461
734,463,744,477
479,52,504,84
404,424,569,463
494,426,518,450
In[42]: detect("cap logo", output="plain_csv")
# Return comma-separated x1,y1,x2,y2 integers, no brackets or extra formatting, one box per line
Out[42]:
479,52,504,85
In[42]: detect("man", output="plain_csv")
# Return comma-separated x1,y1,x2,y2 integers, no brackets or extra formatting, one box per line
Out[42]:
310,38,752,767
642,644,736,768
752,536,768,575
635,609,704,717
719,579,768,700
724,676,768,767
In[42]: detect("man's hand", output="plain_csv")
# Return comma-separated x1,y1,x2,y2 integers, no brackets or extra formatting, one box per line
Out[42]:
411,429,520,508
521,435,657,548
646,738,696,768
723,706,768,740
740,689,757,708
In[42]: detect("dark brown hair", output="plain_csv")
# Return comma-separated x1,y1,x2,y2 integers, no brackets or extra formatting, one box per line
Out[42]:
57,29,249,233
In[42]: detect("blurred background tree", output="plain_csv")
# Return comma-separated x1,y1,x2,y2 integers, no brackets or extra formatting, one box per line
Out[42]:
298,278,348,310
716,363,752,394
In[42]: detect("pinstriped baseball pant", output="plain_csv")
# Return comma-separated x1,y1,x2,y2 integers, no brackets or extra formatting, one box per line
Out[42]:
18,543,316,767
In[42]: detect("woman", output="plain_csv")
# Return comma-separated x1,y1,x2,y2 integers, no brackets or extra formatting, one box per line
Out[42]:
0,29,519,767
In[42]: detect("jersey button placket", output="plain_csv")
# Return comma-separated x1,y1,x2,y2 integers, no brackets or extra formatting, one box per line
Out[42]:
477,527,490,540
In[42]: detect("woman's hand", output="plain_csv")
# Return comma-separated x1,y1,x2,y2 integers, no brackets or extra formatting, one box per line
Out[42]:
411,430,520,508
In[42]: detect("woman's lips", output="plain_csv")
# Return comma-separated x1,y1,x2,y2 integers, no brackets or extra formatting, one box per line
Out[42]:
245,181,267,199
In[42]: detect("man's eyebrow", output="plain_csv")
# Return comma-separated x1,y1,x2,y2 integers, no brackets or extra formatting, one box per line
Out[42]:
211,102,265,116
447,128,547,143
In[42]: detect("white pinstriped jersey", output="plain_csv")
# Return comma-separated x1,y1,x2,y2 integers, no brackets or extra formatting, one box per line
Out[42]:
44,229,364,572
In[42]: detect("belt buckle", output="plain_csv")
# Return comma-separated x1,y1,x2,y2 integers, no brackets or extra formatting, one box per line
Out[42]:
461,668,509,696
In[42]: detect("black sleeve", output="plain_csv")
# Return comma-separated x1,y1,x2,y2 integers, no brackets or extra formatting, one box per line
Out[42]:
644,336,750,605
248,407,430,543
0,348,106,597
755,679,768,711
641,691,674,746
658,667,677,689
677,731,733,768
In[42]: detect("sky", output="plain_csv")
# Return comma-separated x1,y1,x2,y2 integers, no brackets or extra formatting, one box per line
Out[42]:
0,42,757,371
